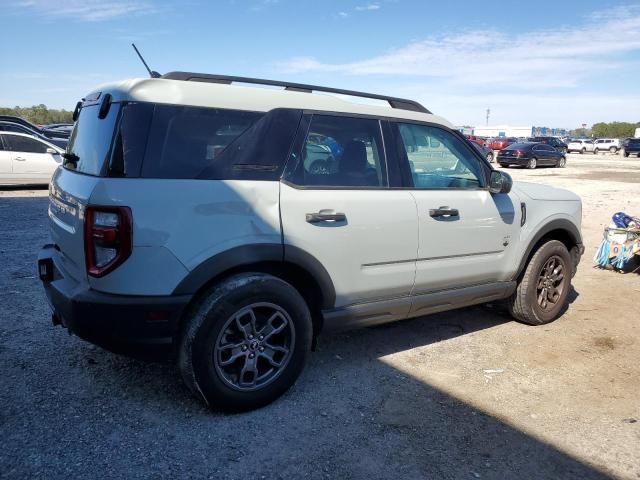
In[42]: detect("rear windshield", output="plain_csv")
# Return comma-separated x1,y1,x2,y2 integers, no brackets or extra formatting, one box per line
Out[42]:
64,103,120,175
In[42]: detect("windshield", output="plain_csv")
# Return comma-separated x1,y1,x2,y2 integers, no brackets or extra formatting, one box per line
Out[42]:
64,102,120,175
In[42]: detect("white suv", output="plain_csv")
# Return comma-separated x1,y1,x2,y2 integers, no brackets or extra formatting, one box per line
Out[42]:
38,72,584,411
567,138,595,154
594,138,621,153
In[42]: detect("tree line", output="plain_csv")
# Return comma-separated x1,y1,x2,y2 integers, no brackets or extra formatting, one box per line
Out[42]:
570,121,640,138
0,104,73,125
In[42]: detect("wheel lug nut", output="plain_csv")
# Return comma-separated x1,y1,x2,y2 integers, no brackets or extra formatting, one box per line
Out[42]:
248,335,254,340
259,346,264,352
259,335,264,340
249,353,255,358
241,345,248,351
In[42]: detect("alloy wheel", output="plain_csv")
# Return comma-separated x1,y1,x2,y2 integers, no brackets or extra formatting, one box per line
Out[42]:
213,302,295,391
536,255,566,312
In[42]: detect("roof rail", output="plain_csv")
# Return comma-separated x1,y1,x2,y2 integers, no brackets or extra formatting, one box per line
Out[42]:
161,71,431,114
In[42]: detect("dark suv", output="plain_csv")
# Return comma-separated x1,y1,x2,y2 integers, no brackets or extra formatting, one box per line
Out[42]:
623,138,640,158
531,137,567,154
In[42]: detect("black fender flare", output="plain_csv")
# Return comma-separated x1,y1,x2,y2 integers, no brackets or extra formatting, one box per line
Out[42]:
172,244,336,309
515,218,583,278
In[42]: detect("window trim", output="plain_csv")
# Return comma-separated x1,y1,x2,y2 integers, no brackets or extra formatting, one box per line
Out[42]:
4,134,50,154
281,112,391,190
388,120,491,191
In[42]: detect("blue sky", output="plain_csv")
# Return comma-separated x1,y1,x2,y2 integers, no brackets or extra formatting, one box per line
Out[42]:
2,0,639,127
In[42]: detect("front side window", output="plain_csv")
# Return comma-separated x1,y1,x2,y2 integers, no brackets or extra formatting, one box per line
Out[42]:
4,135,48,154
396,123,484,189
286,114,385,188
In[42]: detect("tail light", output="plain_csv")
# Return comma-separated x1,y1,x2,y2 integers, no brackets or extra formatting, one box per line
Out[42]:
515,150,529,157
84,206,132,277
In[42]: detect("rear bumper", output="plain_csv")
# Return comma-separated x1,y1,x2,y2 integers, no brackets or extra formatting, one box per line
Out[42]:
38,244,192,356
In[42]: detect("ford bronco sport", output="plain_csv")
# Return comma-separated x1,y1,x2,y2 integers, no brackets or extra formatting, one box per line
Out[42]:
38,72,584,411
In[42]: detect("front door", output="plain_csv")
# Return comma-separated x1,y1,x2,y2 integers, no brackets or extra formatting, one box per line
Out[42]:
280,113,418,309
391,121,520,295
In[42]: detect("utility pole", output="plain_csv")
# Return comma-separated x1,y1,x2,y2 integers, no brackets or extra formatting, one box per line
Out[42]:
486,108,490,126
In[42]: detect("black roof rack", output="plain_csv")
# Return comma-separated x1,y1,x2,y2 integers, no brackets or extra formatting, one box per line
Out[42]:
161,71,431,114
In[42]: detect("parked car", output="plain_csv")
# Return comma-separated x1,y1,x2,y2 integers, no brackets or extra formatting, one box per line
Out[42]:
489,137,517,150
0,115,70,140
38,72,584,412
530,137,568,154
593,138,621,153
567,139,595,154
497,142,567,169
465,134,487,147
0,132,63,185
0,120,68,148
622,138,640,157
470,141,494,163
42,123,74,139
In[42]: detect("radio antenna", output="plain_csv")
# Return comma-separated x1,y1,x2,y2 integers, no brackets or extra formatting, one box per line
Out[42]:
131,43,161,78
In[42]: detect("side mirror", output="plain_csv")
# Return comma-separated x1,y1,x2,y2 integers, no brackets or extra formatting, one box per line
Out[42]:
46,147,58,155
489,170,512,194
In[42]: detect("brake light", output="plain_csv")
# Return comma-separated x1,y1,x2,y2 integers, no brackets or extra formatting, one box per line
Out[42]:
84,206,132,277
515,150,529,156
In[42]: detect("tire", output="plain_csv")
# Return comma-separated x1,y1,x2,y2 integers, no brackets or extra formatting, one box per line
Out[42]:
499,163,508,168
624,152,629,158
557,156,567,168
581,148,585,154
527,157,537,169
486,152,494,163
609,146,616,153
594,148,599,154
508,240,572,325
179,273,313,412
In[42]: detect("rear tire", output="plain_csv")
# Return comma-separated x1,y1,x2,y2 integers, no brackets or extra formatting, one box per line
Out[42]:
178,273,312,412
594,148,599,154
527,157,537,169
581,148,585,154
508,240,572,325
609,146,617,153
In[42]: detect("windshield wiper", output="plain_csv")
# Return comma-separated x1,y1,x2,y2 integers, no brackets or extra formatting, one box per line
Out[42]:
62,152,80,167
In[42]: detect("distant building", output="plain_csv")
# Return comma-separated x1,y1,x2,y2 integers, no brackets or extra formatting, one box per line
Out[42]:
472,125,568,138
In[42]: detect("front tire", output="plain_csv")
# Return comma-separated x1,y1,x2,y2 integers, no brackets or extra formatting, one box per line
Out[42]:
509,240,572,325
179,273,313,412
557,156,567,168
581,147,585,154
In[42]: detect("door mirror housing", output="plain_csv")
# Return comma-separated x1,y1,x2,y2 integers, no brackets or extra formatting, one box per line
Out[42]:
46,147,58,155
489,170,512,194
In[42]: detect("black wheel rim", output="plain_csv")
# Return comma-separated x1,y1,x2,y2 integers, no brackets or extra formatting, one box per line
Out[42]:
214,302,295,392
536,255,566,312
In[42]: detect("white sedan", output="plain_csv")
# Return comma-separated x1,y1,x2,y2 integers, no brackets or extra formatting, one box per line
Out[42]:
0,132,64,185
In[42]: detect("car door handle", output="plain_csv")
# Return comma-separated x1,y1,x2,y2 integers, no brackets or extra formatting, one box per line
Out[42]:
305,210,347,223
429,206,459,218
14,157,27,161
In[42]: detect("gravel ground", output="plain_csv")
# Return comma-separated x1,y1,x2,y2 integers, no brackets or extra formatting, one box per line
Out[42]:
1,153,639,479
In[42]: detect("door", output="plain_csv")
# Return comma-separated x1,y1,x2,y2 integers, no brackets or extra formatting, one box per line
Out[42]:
0,135,13,182
280,113,418,309
391,121,520,294
4,134,60,182
532,144,551,164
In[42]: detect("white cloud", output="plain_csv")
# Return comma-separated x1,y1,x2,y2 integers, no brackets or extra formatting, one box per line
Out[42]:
11,0,158,21
279,6,640,90
338,11,349,18
355,3,380,11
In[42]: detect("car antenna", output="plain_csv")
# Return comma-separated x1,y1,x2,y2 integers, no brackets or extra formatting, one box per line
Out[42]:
131,43,161,78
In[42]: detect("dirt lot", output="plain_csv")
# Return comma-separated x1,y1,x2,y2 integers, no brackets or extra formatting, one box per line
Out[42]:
1,153,639,479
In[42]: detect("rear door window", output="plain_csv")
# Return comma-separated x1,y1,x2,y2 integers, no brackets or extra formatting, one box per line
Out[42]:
284,114,386,188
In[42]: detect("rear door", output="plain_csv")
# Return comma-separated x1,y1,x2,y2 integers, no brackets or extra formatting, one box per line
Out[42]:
280,113,418,309
390,121,520,295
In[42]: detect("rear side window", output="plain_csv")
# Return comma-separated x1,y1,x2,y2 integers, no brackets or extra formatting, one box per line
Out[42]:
285,114,386,188
4,135,49,154
141,105,263,179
